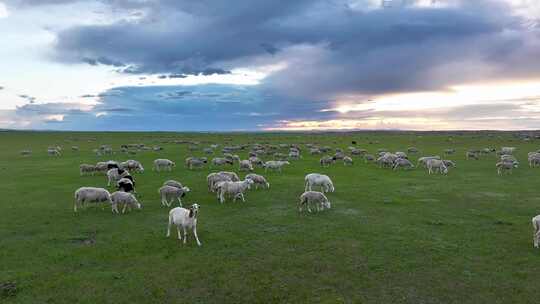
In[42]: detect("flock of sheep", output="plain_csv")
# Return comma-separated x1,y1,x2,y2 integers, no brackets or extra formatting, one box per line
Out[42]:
18,140,540,247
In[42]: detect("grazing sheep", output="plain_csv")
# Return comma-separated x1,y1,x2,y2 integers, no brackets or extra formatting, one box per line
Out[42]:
407,147,419,154
426,159,448,175
20,149,32,156
107,168,130,186
211,157,233,167
393,158,414,170
501,147,516,155
466,151,479,160
167,204,202,246
320,156,336,167
305,173,335,193
444,148,455,155
342,156,353,166
117,176,135,193
120,160,144,173
263,160,290,173
239,159,254,171
80,164,97,176
153,159,175,172
364,154,375,163
48,148,61,156
71,146,80,152
110,191,141,214
163,180,184,189
245,173,270,189
496,161,518,175
185,157,207,170
159,185,191,207
74,187,112,212
417,156,441,167
216,179,254,203
299,191,331,213
289,150,301,160
395,151,408,159
248,156,264,167
532,215,540,248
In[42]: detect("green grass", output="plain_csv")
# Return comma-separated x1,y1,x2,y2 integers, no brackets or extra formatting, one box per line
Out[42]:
1,130,540,303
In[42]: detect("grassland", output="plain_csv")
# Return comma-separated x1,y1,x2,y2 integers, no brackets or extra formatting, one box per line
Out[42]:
1,130,540,303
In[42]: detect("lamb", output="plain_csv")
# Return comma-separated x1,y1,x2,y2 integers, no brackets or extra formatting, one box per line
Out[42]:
110,191,141,214
80,164,97,176
216,179,254,203
166,203,202,246
263,160,290,173
107,168,130,186
305,173,335,193
343,156,353,166
426,159,448,175
20,149,32,156
496,161,518,175
298,191,331,213
153,159,175,172
393,158,414,170
239,160,254,171
532,215,540,248
245,173,270,189
73,187,112,212
159,185,191,207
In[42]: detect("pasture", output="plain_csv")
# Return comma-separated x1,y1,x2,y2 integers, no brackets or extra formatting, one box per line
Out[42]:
1,130,540,303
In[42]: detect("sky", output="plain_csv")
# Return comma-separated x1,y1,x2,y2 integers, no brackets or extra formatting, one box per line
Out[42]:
1,0,540,131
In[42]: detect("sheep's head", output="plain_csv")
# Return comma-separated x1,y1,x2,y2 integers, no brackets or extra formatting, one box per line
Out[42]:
323,201,331,209
183,186,191,193
189,203,200,217
442,167,449,174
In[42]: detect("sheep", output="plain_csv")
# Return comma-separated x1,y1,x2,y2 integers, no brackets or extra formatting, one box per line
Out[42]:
71,146,79,152
444,148,455,155
107,168,130,186
216,179,254,203
532,215,540,248
298,191,331,213
153,159,175,172
376,154,395,168
320,156,336,167
466,151,479,160
442,160,456,168
310,148,322,155
528,153,540,167
110,191,141,214
245,173,270,189
496,161,518,175
263,160,290,173
47,148,61,156
211,157,233,167
120,160,144,173
159,185,191,207
407,147,419,154
166,203,202,246
117,176,135,193
163,180,184,189
343,156,353,166
426,159,448,175
80,164,97,176
207,172,240,192
364,154,375,163
501,147,516,155
20,149,32,156
305,173,335,193
239,160,254,171
248,156,264,167
393,158,414,170
395,151,408,159
185,157,207,170
289,150,301,160
417,156,441,167
74,187,112,212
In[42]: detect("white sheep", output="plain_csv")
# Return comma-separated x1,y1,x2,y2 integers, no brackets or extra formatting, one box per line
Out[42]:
159,185,191,207
532,215,540,248
299,191,331,213
74,187,112,212
121,160,144,173
393,158,414,170
153,159,175,172
48,148,61,156
426,159,448,175
216,179,254,203
304,173,335,193
106,168,130,186
245,173,270,189
496,161,518,175
167,203,202,246
263,160,290,173
239,159,254,171
110,191,141,214
163,180,184,189
343,156,353,166
417,156,441,167
80,164,97,176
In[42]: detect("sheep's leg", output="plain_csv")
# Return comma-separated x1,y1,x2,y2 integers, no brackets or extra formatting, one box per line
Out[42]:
239,193,245,202
177,226,182,240
183,227,188,244
122,203,127,214
534,230,540,248
193,227,202,246
74,200,79,212
177,197,183,207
